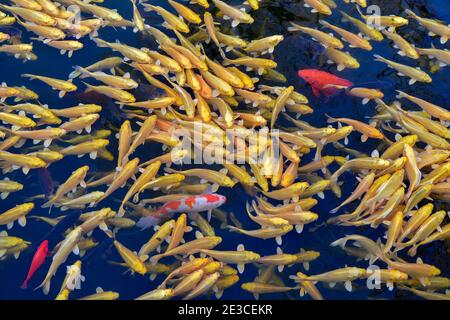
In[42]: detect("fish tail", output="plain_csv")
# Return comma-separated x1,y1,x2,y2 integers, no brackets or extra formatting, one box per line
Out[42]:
287,22,303,32
34,276,48,291
81,81,93,89
117,204,125,217
221,58,231,66
93,38,109,48
329,206,340,214
136,215,162,230
318,19,330,27
20,279,28,289
43,280,51,295
407,245,418,257
29,37,45,44
41,201,51,208
325,114,338,124
339,10,350,21
41,197,55,208
404,9,417,19
149,253,163,265
142,3,157,11
163,167,177,174
68,70,81,80
373,54,385,63
226,225,239,233
330,237,348,248
21,74,34,80
73,66,89,79
218,46,226,60
395,90,407,99
14,16,25,25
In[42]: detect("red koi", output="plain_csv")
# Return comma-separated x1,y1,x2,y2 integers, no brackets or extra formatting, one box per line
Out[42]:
21,240,48,289
298,69,353,97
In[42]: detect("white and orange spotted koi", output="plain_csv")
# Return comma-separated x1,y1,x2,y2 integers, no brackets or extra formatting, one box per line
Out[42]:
137,194,226,229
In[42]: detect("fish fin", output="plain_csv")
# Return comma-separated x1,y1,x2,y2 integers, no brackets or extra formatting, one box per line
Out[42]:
311,86,321,97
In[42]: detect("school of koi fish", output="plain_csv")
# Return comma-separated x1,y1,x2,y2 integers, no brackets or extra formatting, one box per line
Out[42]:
0,0,449,300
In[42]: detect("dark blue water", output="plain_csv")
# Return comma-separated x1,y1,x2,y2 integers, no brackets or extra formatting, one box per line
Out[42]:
0,0,449,300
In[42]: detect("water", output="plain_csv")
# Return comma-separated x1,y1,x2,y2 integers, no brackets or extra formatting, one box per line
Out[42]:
0,0,449,300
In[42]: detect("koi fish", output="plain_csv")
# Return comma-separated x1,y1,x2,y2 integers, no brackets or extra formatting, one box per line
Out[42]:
21,240,48,289
137,194,226,229
298,69,353,97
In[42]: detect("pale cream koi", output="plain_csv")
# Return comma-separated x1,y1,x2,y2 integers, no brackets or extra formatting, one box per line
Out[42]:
288,23,343,49
82,82,135,104
79,208,115,235
0,112,36,128
223,56,277,75
271,86,294,128
16,19,65,40
380,134,417,160
1,103,59,124
183,272,220,300
38,227,83,295
142,4,190,33
0,179,23,200
150,236,222,264
384,211,403,253
9,0,42,11
303,0,332,15
295,272,323,300
326,115,383,141
136,288,174,300
96,158,140,205
75,1,124,22
69,57,123,79
60,139,109,159
331,158,390,182
416,47,450,67
295,267,366,292
382,29,419,59
357,6,408,30
0,4,56,26
242,282,297,298
325,47,360,71
59,114,99,134
396,91,450,121
168,0,201,24
339,10,384,41
7,128,67,147
245,35,284,55
319,19,372,51
22,74,77,98
57,191,105,211
50,104,102,118
94,38,151,64
0,203,33,229
406,9,450,44
374,55,431,85
212,0,254,26
75,66,138,90
0,151,46,174
227,225,293,244
114,240,146,275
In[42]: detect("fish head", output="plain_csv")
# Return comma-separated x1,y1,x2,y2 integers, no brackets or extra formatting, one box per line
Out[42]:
207,193,226,207
39,240,49,252
297,69,317,84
